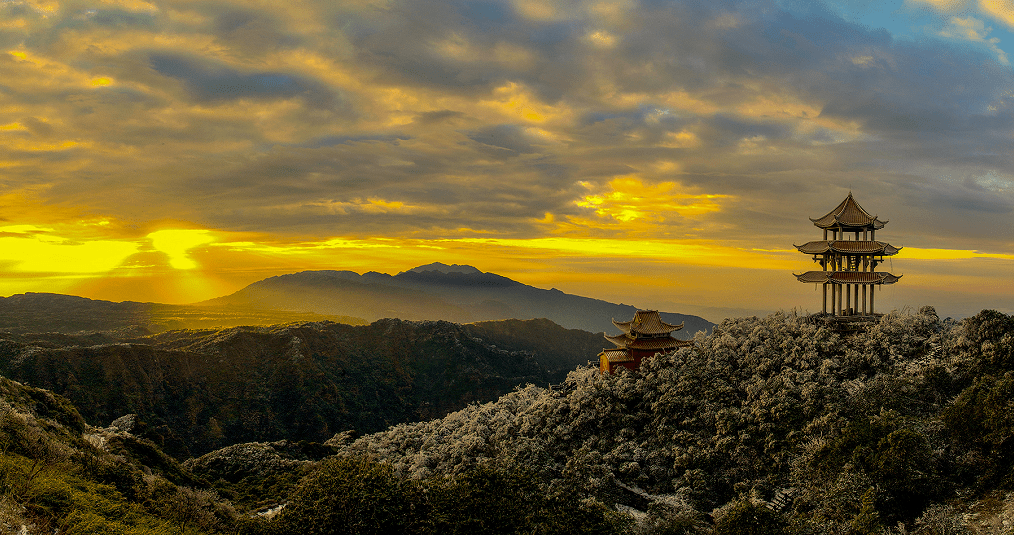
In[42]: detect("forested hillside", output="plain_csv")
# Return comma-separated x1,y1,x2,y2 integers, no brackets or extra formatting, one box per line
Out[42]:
0,375,240,534
5,308,1014,534
0,318,602,457
305,307,1014,533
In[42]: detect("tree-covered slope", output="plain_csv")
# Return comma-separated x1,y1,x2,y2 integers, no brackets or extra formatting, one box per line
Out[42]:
8,308,1014,533
0,376,241,535
326,308,1014,533
0,318,604,458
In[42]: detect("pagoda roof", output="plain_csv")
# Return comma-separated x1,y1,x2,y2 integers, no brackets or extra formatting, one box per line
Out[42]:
794,271,902,285
795,240,901,256
598,348,634,363
612,310,684,336
604,333,692,350
810,193,886,230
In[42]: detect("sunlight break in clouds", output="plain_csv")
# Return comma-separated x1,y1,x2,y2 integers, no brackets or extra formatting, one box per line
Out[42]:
575,177,730,225
148,230,215,270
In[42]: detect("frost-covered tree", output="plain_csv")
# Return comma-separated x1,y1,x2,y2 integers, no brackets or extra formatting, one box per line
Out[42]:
315,308,1014,533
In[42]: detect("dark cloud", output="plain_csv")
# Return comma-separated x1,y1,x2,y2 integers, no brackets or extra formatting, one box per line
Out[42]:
941,191,1014,214
456,1,519,32
415,110,466,124
148,53,339,107
86,9,159,29
465,125,538,155
19,116,53,137
298,134,411,149
212,9,301,53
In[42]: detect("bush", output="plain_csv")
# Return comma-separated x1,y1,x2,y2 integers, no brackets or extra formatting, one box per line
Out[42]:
712,496,788,535
427,464,621,535
272,456,417,535
942,372,1014,489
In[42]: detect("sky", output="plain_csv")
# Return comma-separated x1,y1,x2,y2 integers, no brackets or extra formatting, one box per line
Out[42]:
1,0,1012,321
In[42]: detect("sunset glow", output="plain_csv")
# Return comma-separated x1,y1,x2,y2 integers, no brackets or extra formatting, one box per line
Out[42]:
149,229,215,270
0,0,1012,319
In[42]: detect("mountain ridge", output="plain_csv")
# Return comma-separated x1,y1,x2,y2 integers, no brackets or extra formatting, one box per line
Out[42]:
200,265,714,336
0,317,607,457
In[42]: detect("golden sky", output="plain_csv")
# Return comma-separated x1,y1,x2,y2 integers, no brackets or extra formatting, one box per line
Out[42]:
1,0,1013,320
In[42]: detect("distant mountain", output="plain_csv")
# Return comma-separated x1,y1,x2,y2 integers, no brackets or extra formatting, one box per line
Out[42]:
201,265,714,337
0,317,604,458
403,262,482,275
0,292,366,334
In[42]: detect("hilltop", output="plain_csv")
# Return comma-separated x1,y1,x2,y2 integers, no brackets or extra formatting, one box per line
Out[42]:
0,264,712,337
201,264,713,336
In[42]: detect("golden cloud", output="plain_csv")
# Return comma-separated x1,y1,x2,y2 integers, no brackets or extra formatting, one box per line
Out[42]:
575,176,731,225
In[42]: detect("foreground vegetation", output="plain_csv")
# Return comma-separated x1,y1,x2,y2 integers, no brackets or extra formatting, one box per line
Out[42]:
4,307,1014,533
330,307,1014,533
0,376,236,534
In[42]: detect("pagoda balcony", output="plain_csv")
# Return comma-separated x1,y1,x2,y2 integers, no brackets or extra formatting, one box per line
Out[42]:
794,240,901,256
795,271,901,285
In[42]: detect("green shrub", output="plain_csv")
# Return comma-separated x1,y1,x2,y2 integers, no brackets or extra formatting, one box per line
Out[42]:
942,372,1014,489
807,411,938,521
272,456,416,535
960,310,1014,374
712,496,788,535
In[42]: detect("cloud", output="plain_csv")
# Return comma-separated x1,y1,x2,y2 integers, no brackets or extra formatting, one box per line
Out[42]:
0,0,1011,282
979,0,1014,27
466,124,539,155
148,52,338,106
938,16,1009,63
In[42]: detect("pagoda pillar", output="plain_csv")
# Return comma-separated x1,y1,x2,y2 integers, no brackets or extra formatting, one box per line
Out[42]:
862,284,867,315
823,283,828,314
871,285,875,315
830,284,835,315
854,284,859,315
846,283,851,315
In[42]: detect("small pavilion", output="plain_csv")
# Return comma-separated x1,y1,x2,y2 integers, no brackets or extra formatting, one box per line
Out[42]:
599,310,692,374
793,193,902,319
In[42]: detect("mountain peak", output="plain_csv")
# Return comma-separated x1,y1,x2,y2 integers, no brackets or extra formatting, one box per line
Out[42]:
402,262,482,275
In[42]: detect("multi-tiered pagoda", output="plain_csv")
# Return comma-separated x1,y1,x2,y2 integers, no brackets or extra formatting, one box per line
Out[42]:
598,310,692,373
794,193,901,318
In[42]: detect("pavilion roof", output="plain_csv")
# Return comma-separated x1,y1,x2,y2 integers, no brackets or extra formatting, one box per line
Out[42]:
810,193,887,230
794,271,902,285
795,240,901,256
612,310,684,336
604,333,692,350
598,348,634,363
